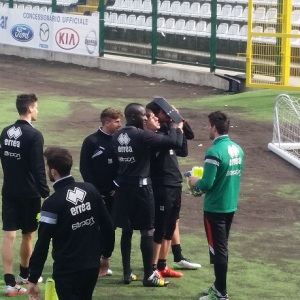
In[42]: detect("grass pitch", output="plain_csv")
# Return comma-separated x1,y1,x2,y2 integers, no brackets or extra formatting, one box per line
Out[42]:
0,88,299,299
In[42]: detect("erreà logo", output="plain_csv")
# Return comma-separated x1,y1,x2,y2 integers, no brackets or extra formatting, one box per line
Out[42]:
7,126,22,139
55,28,79,50
66,187,86,205
117,133,130,146
228,145,239,158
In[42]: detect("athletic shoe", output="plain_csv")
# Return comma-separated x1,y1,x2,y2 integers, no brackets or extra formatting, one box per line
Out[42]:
158,267,183,278
173,259,201,270
123,272,137,284
106,269,113,276
143,270,169,287
16,275,43,284
199,294,229,300
4,284,27,297
199,285,229,300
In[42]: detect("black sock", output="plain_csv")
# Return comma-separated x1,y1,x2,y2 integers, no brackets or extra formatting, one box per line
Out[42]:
140,235,153,280
152,264,157,271
157,259,167,271
121,230,133,276
4,274,16,287
172,244,184,262
19,264,29,279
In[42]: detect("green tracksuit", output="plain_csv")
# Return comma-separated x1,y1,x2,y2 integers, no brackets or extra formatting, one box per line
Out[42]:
196,135,244,213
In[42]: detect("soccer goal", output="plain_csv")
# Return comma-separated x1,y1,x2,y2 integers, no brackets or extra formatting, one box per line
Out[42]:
268,94,300,169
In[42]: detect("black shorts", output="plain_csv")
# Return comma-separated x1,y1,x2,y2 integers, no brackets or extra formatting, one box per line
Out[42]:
2,196,41,234
153,186,181,242
203,211,234,265
113,184,155,231
53,268,98,300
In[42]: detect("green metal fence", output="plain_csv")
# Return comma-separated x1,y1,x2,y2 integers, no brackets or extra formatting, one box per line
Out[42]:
100,0,247,72
5,0,247,72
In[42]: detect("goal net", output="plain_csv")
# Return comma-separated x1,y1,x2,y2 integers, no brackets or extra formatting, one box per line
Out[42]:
268,94,300,169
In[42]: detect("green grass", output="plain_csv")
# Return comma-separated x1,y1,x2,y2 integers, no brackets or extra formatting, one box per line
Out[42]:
0,88,299,299
171,89,300,121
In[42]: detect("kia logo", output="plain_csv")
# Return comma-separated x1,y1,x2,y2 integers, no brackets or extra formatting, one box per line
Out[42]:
39,23,49,42
11,24,34,42
55,28,79,50
85,30,97,54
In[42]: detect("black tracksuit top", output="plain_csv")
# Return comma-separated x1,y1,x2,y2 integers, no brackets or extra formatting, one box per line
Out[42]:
0,120,49,198
28,176,115,283
112,125,183,185
150,122,194,187
80,128,118,195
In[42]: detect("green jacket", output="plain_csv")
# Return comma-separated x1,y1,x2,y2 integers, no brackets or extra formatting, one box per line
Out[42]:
196,135,244,213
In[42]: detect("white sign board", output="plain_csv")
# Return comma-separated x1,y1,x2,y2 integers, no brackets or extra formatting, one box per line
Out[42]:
0,8,99,56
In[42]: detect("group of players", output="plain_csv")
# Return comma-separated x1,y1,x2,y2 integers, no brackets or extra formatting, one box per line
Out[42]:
0,94,244,300
80,103,201,286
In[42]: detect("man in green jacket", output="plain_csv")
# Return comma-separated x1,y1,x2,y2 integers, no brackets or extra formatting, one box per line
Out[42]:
189,111,244,300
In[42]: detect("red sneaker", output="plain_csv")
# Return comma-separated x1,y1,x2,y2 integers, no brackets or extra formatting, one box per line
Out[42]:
158,267,183,278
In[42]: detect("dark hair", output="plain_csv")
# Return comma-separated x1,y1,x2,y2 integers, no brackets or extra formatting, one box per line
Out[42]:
100,107,123,124
124,103,143,120
16,94,38,115
208,111,230,135
146,101,161,115
44,147,73,177
146,108,153,118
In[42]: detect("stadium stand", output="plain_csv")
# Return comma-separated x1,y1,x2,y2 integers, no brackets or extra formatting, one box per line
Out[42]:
253,6,266,22
199,3,211,19
218,4,232,20
180,1,190,17
184,20,196,36
224,24,240,40
265,7,277,23
136,15,146,29
169,0,181,16
291,29,300,47
126,14,137,29
159,0,171,15
1,0,299,69
292,9,300,25
189,2,201,18
216,23,229,38
230,5,243,20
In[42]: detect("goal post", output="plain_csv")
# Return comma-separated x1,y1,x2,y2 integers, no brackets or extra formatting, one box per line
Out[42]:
268,94,300,169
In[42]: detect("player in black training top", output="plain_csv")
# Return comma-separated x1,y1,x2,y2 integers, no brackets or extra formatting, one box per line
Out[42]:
0,94,49,297
80,107,122,277
28,147,115,300
146,100,201,274
80,107,123,215
112,103,183,287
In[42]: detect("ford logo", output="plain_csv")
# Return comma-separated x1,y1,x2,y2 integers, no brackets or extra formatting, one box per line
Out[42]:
55,28,79,50
11,24,34,42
